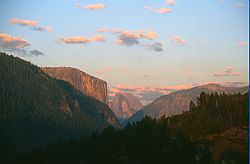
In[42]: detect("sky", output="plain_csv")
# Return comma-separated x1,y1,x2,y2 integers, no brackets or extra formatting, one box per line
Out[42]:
0,0,248,104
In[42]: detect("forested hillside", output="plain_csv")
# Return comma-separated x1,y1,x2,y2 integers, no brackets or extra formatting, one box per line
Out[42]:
0,52,119,161
17,92,248,164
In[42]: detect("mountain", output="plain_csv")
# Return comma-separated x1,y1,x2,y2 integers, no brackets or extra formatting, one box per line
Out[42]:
42,67,108,104
128,83,248,123
110,93,143,121
17,92,249,164
0,52,119,160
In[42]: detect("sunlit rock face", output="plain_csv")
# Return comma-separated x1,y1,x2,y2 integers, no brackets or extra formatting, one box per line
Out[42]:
42,67,108,104
110,93,143,120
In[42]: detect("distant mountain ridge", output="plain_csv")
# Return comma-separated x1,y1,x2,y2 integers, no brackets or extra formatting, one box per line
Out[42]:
42,67,108,104
129,83,248,123
110,93,143,122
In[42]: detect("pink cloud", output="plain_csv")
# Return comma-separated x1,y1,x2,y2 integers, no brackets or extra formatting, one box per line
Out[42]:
0,33,30,49
97,28,157,40
146,31,157,39
144,6,173,14
213,66,241,77
0,33,44,57
89,35,105,42
185,68,193,77
97,27,122,33
119,67,129,72
172,35,187,45
44,26,53,32
166,0,176,5
96,66,113,75
60,35,105,44
219,0,225,4
76,3,106,10
97,67,129,75
111,83,195,95
225,66,233,72
9,18,53,32
96,71,105,75
237,41,248,47
9,18,38,27
233,2,247,8
98,27,161,51
201,38,207,45
105,66,113,71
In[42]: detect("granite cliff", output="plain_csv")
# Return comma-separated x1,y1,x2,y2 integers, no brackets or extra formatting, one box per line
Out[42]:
0,53,120,160
42,67,108,104
110,93,143,121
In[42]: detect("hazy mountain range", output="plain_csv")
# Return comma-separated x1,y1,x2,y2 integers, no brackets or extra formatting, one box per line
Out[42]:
128,83,248,123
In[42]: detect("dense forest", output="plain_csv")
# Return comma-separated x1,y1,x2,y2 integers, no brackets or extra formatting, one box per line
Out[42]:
16,92,248,164
0,52,119,162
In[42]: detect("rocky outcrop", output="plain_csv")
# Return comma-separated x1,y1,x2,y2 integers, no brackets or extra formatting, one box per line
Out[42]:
129,83,248,123
42,67,108,104
110,93,143,120
0,53,121,160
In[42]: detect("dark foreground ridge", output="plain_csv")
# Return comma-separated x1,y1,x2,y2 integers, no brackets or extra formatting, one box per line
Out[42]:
17,91,248,164
0,52,120,162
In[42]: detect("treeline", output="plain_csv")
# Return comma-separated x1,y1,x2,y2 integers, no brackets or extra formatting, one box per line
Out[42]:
167,91,248,136
17,92,249,164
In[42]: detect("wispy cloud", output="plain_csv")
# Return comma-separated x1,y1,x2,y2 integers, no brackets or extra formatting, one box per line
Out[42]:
213,66,241,77
9,18,53,32
96,66,129,75
32,26,53,32
60,34,105,44
119,67,129,72
166,0,176,5
144,6,173,14
96,66,113,75
233,2,247,8
98,27,162,52
237,41,248,47
172,35,187,45
144,42,163,52
219,0,225,4
185,68,193,77
0,33,44,57
76,3,106,10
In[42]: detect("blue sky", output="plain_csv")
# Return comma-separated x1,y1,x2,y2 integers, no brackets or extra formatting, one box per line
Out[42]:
0,0,248,103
